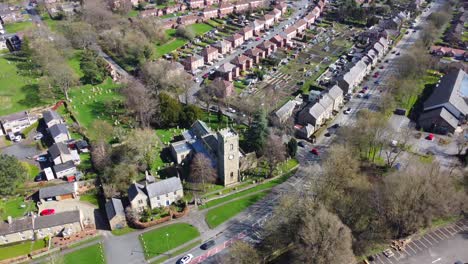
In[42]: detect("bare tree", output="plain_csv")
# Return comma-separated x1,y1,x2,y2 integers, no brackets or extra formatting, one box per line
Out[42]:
264,134,286,178
190,153,217,192
455,130,467,156
91,140,112,173
124,129,159,170
381,127,412,167
141,60,192,96
122,79,156,128
225,241,263,264
103,183,118,199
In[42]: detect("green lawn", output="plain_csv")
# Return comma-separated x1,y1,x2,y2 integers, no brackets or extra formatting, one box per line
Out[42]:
150,240,201,264
0,240,45,261
63,243,105,264
127,9,139,17
0,197,35,220
21,161,40,179
155,23,213,57
187,23,213,35
140,223,200,259
155,128,183,145
111,226,136,236
67,50,84,78
199,169,295,210
4,20,33,33
0,54,43,116
80,191,99,206
42,15,60,32
205,191,269,228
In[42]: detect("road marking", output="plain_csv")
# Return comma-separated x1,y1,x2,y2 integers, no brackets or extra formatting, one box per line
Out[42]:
405,243,418,254
439,228,452,238
431,230,444,241
411,240,423,251
426,233,439,243
420,236,432,246
435,230,449,239
446,226,458,234
401,248,412,257
454,222,466,230
431,258,441,263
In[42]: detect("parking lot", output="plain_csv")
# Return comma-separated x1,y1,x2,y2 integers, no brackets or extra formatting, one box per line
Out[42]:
369,219,468,264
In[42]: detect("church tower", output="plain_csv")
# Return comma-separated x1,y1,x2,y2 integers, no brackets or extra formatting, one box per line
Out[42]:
217,128,240,186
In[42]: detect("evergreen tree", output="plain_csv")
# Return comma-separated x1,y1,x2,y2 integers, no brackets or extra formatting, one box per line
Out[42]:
0,155,27,196
287,138,298,158
80,49,108,84
246,110,268,154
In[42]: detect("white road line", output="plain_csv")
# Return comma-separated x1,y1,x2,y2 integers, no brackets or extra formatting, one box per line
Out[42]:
426,233,439,243
401,248,412,257
439,228,452,238
420,236,432,246
431,231,444,241
411,241,423,251
435,230,449,239
446,226,458,234
375,255,386,264
431,257,441,263
454,222,466,230
405,243,418,254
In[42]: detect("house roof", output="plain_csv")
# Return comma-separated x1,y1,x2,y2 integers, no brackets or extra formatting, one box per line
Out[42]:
105,198,125,220
48,123,69,138
0,217,33,236
53,161,75,173
305,102,326,120
0,111,29,123
171,140,192,155
146,177,183,198
319,94,333,110
217,62,237,73
48,142,71,159
227,33,243,42
271,8,281,15
214,39,232,49
212,77,233,89
39,182,76,199
295,19,307,28
419,107,459,129
202,6,217,12
240,26,253,33
304,13,315,21
231,54,251,65
423,69,468,118
270,34,284,43
283,26,297,35
219,3,234,9
128,183,146,202
253,19,264,28
43,110,61,125
260,14,274,21
186,54,203,63
246,47,263,56
258,40,274,49
327,85,343,100
34,210,80,229
275,100,298,119
203,46,218,55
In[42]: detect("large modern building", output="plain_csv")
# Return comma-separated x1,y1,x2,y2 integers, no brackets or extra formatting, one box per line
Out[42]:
170,120,240,186
418,69,468,134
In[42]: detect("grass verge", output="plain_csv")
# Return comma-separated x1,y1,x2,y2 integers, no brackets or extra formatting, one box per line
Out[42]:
63,243,105,264
0,240,45,261
150,240,201,264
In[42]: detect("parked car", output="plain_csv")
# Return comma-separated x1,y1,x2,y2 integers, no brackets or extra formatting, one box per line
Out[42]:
33,133,43,140
357,93,364,98
344,108,352,114
383,249,394,258
396,52,400,56
180,254,193,264
298,141,306,148
364,93,371,99
34,174,44,182
311,148,319,155
426,134,434,141
201,240,215,250
36,156,47,162
40,209,55,216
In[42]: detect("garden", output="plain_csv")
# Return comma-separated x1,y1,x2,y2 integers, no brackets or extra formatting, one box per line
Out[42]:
0,197,35,220
4,20,34,34
0,240,45,261
63,243,105,264
139,223,200,259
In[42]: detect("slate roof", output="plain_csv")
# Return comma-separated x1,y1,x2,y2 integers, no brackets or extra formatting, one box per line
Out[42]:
48,142,71,159
217,62,237,73
146,177,183,198
42,110,61,125
0,217,33,236
231,54,251,65
53,161,75,173
171,140,192,155
0,111,29,123
190,120,212,138
128,183,146,202
48,123,68,138
39,182,76,199
105,198,125,220
257,40,274,49
327,85,343,100
275,100,298,120
240,26,253,33
419,107,459,129
319,94,334,110
186,54,203,62
34,210,80,229
304,102,326,120
246,47,263,57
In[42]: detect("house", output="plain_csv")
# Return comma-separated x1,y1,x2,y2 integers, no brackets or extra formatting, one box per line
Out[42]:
139,8,163,18
294,123,315,139
49,142,74,165
274,2,287,13
183,54,204,73
234,1,249,13
298,102,327,130
213,39,232,54
44,167,55,181
177,15,198,25
170,120,240,186
211,77,235,98
327,85,344,111
75,140,89,153
48,123,71,143
218,3,234,17
257,40,276,56
274,99,301,123
201,7,218,19
280,26,297,40
418,69,468,134
5,34,21,52
253,19,265,35
43,110,63,128
162,20,176,29
216,62,239,81
430,46,467,60
163,5,178,15
337,59,368,94
227,33,244,48
202,46,219,63
231,54,253,72
270,8,282,21
317,0,325,11
0,111,35,135
0,210,83,245
294,19,307,33
249,0,264,9
303,13,315,26
53,161,77,179
245,47,265,64
128,177,184,212
260,14,275,28
311,6,320,19
188,0,205,9
38,182,78,202
105,198,127,231
239,26,253,40
270,34,286,48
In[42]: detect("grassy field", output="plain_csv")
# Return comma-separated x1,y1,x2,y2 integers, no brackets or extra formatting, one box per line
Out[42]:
155,23,213,57
80,191,99,206
4,20,33,33
0,197,35,220
205,191,269,228
140,223,200,259
63,243,105,264
42,15,60,32
0,54,42,116
111,226,136,236
21,161,40,180
155,128,183,145
0,240,45,261
67,51,84,78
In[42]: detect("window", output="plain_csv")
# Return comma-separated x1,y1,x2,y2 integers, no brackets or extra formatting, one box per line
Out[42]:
174,191,177,195
138,199,143,204
157,196,160,200
230,172,234,178
230,144,234,150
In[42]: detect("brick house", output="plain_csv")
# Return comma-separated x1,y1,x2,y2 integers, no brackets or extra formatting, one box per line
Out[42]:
218,3,234,17
202,7,218,19
317,0,325,11
295,19,307,33
177,15,199,25
239,26,253,40
211,77,235,98
270,34,285,48
188,0,205,9
249,0,264,9
162,20,176,29
202,46,219,63
227,33,244,48
205,0,219,5
231,54,253,72
245,47,265,63
216,62,239,81
257,40,276,56
280,26,297,40
163,5,178,15
311,6,320,19
139,8,163,18
234,1,249,13
253,19,265,35
213,39,232,54
260,14,275,28
183,54,204,72
274,2,287,13
303,13,315,26
270,8,282,21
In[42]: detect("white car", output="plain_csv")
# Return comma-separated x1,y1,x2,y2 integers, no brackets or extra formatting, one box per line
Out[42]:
33,133,43,140
180,254,193,264
344,108,352,114
227,107,236,113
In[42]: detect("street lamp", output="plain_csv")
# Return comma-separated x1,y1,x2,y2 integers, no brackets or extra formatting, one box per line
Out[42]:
166,233,169,252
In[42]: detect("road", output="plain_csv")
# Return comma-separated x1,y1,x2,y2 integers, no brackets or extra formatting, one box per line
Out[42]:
185,0,314,104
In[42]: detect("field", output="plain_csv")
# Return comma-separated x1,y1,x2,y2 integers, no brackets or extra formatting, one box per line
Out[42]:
205,191,269,228
111,226,136,236
67,51,84,79
4,20,33,33
0,197,35,220
0,240,45,261
139,223,200,259
63,243,105,264
0,54,42,116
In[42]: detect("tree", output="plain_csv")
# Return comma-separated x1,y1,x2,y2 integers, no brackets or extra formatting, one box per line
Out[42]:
80,49,109,85
91,120,114,141
245,110,268,154
264,134,286,177
287,138,298,158
59,21,97,49
91,140,112,173
382,127,412,167
49,63,79,101
225,241,262,264
190,153,217,191
141,60,192,95
181,105,202,128
102,164,138,194
122,79,156,128
158,93,183,127
455,131,467,156
0,155,27,195
124,129,159,170
175,26,195,40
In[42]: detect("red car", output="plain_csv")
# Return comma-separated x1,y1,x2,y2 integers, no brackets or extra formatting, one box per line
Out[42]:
255,37,261,41
426,134,434,141
311,148,319,155
40,209,55,216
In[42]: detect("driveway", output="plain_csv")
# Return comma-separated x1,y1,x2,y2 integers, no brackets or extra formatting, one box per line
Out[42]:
38,199,104,228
